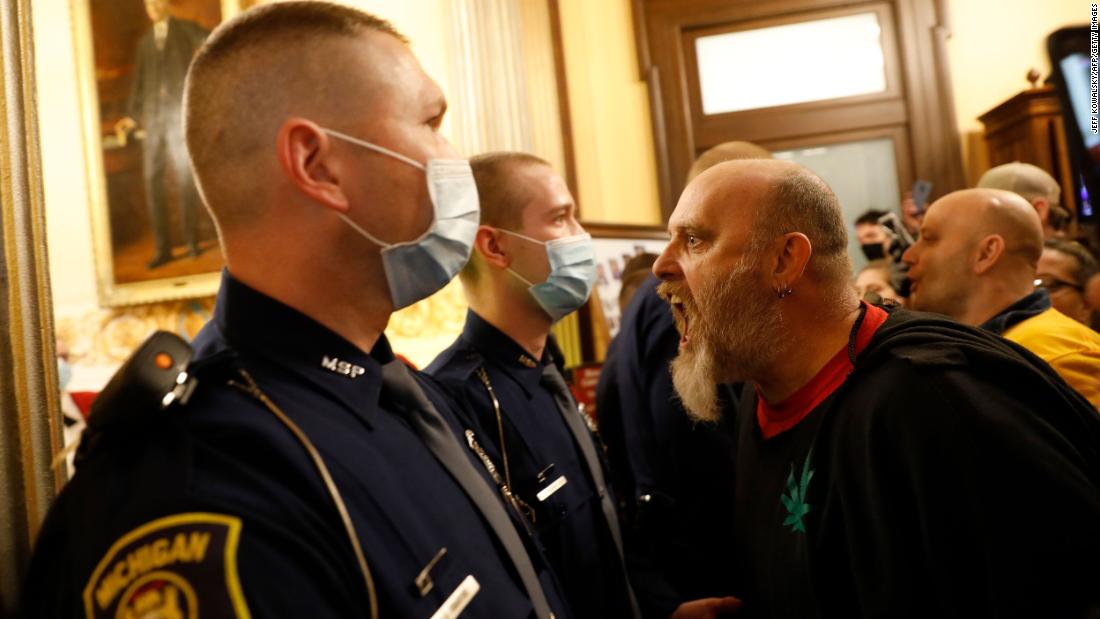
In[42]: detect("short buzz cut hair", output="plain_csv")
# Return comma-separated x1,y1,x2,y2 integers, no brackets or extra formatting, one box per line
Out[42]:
753,167,852,284
184,2,405,232
461,151,553,283
469,151,553,229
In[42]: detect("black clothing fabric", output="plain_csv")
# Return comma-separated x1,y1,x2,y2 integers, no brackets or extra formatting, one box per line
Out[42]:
427,311,638,619
22,273,568,618
732,305,1100,618
979,289,1051,335
596,274,740,618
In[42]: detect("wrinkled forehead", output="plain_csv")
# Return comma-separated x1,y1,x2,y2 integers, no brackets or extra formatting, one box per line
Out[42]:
669,167,770,237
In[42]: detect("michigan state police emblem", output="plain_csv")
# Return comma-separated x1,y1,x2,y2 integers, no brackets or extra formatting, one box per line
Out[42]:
83,513,251,619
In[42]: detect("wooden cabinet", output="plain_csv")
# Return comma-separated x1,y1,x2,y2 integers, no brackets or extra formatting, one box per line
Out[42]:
979,85,1077,218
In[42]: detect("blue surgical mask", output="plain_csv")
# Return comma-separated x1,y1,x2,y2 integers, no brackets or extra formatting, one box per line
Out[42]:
500,229,597,322
324,128,479,310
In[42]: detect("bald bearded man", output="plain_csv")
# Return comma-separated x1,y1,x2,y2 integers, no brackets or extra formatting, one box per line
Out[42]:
23,4,569,618
903,188,1100,408
654,159,1100,617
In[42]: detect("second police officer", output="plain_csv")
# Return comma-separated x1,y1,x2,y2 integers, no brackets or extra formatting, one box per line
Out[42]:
426,152,642,619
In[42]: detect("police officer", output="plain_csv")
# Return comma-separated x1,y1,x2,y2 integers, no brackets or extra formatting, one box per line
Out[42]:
22,4,568,618
425,152,639,618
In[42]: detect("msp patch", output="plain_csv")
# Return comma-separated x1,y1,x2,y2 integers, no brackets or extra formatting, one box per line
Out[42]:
83,513,251,619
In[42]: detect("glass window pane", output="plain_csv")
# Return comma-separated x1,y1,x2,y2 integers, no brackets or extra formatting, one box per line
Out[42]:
773,138,899,272
695,13,887,115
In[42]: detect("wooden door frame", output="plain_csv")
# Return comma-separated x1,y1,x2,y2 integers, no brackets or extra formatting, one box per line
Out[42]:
633,0,965,219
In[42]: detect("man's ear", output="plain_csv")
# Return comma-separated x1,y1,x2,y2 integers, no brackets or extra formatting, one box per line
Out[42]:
1031,197,1051,225
473,226,511,269
973,234,1005,275
772,232,812,290
276,118,348,212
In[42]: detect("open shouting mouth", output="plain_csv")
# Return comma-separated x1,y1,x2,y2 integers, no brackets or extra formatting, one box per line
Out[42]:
668,294,691,348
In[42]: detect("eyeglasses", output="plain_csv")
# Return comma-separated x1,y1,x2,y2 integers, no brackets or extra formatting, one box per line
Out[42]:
1034,276,1084,293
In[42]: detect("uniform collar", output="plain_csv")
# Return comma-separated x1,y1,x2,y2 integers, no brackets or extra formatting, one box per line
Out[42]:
460,310,560,398
213,270,389,423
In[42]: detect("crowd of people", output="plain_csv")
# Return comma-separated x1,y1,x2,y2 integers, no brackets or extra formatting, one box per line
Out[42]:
19,3,1100,618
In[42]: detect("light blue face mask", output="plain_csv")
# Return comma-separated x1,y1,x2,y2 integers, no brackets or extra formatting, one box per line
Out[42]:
500,229,597,322
324,128,479,310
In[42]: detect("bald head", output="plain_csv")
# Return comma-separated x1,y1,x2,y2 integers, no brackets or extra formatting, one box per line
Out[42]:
184,2,407,231
903,188,1044,323
937,188,1044,266
685,159,851,284
687,141,772,183
656,159,857,405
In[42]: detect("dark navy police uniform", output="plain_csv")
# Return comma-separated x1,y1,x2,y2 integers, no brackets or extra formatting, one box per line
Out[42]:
427,311,640,619
22,273,569,619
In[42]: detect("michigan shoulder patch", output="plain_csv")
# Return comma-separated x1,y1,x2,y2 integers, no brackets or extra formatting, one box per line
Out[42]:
83,512,251,619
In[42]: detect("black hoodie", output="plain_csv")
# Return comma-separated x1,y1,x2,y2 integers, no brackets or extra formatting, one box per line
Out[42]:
732,305,1100,618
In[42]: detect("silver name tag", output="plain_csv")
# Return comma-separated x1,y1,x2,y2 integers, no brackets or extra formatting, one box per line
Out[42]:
536,475,567,502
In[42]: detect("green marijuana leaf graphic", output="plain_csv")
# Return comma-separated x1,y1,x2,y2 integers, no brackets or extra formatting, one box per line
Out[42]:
781,450,814,533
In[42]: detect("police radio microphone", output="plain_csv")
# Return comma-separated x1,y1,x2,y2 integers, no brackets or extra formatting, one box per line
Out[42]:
76,331,194,466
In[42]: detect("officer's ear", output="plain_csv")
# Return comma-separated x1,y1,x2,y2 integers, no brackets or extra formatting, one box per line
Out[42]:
276,118,349,212
474,225,512,270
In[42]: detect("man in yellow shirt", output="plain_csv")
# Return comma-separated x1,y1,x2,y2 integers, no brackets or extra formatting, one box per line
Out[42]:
903,188,1100,409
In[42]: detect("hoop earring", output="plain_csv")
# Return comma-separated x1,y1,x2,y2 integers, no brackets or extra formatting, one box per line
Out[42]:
777,284,793,299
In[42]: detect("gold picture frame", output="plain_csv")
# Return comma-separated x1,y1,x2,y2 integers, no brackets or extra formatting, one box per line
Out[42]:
72,0,240,306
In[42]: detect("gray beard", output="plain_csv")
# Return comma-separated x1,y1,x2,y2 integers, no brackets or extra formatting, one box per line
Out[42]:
670,343,723,422
670,256,787,422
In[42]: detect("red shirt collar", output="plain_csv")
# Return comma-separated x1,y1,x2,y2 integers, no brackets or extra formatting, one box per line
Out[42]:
756,302,889,439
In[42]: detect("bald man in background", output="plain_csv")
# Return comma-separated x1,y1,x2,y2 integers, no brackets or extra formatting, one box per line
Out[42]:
654,159,1100,617
903,188,1100,408
685,141,772,181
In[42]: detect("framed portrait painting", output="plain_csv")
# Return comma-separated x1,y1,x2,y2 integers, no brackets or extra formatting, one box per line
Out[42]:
73,0,241,306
